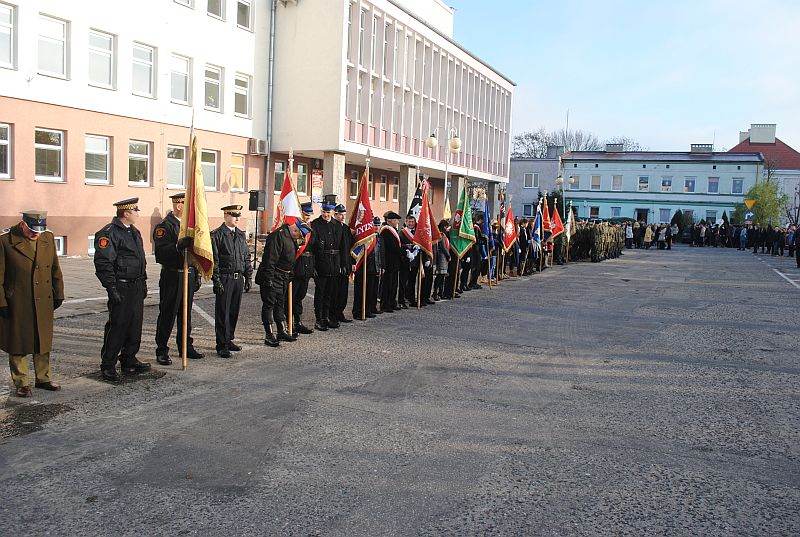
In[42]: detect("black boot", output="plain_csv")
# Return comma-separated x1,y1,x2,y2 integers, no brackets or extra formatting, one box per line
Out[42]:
277,321,297,342
263,322,279,347
314,318,329,331
296,318,314,334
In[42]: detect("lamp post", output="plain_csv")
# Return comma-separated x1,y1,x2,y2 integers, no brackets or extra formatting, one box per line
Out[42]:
426,126,461,215
555,175,576,220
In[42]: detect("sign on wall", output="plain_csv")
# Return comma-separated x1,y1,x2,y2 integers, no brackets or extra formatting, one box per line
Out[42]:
311,169,324,203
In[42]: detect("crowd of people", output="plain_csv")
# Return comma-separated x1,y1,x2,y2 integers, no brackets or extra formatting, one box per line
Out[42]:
623,222,679,250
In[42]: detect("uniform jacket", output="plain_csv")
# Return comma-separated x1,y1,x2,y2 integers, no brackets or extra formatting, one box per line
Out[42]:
0,225,65,354
292,226,316,280
94,217,147,289
310,216,345,277
340,220,355,274
211,224,252,280
153,212,185,270
380,226,402,273
256,225,297,286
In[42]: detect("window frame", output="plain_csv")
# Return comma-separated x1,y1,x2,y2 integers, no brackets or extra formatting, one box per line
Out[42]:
589,206,600,219
204,64,223,112
611,175,622,191
349,169,358,199
590,175,601,191
88,29,115,89
236,0,253,31
200,149,218,191
127,139,151,187
731,178,744,195
0,122,10,179
707,176,719,194
706,210,717,222
391,177,399,202
207,0,225,20
523,172,538,189
273,161,286,193
37,14,69,79
522,204,533,217
166,144,187,188
170,53,192,105
132,42,156,98
683,177,696,193
230,153,246,192
84,134,111,185
637,176,649,192
87,235,95,256
234,73,251,117
610,206,621,218
661,177,672,192
659,208,670,223
570,175,580,190
34,127,65,183
1,2,17,70
53,236,65,256
296,162,308,195
379,174,387,201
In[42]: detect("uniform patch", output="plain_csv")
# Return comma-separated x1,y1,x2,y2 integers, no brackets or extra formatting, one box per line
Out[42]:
98,237,110,249
155,228,166,238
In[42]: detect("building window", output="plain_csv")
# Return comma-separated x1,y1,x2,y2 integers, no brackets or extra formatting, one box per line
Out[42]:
523,172,538,189
34,128,64,182
0,123,9,178
661,177,672,192
201,150,217,190
684,177,696,193
204,64,222,111
591,175,601,190
659,208,670,223
0,3,15,69
368,173,374,200
128,140,150,185
273,161,285,192
589,206,599,219
706,210,717,222
53,236,65,256
391,177,399,202
236,0,252,31
370,15,377,70
207,0,224,19
732,178,744,195
570,175,580,189
638,176,649,191
230,153,245,191
522,204,533,217
349,170,358,198
88,29,114,88
234,74,251,117
707,177,719,194
296,163,308,194
358,9,366,67
38,15,68,78
87,235,95,256
611,175,622,191
610,206,621,217
85,135,111,184
132,43,155,97
170,54,191,104
383,22,391,75
166,145,186,187
379,175,387,200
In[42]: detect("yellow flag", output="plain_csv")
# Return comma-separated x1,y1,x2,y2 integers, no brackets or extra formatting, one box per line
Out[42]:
443,195,452,220
179,135,215,279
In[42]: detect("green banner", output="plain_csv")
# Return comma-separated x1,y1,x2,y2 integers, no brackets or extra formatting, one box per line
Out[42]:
450,186,476,259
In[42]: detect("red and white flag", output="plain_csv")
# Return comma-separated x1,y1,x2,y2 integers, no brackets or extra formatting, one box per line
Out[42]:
413,181,436,257
550,204,565,240
271,167,302,231
502,204,518,253
348,169,377,269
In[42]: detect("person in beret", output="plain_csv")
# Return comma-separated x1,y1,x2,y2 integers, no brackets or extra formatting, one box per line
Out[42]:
378,211,403,313
284,202,316,337
93,198,152,382
332,203,354,324
1,211,65,397
311,195,346,331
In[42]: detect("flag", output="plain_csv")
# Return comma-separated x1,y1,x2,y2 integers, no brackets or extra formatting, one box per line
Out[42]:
565,207,574,240
443,196,452,220
502,204,518,253
550,204,565,240
482,199,494,249
427,184,442,244
531,203,543,257
271,166,302,231
179,134,214,279
407,184,423,220
542,196,552,241
348,169,377,269
450,186,476,259
413,181,435,257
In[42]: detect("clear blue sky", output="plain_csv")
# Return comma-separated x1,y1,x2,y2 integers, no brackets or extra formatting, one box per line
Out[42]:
449,0,800,151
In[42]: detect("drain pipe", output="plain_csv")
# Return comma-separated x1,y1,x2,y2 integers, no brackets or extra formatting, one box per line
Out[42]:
263,0,278,234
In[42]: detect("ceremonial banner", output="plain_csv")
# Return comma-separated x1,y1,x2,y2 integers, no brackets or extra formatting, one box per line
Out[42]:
502,204,518,253
550,204,565,240
542,196,552,241
407,184,423,220
348,169,377,269
413,181,435,257
565,206,574,240
179,135,214,279
443,195,452,220
531,203,543,256
450,186,476,259
271,166,302,231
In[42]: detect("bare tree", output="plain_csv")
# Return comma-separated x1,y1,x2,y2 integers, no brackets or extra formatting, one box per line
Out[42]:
604,136,647,151
511,127,550,158
512,128,644,157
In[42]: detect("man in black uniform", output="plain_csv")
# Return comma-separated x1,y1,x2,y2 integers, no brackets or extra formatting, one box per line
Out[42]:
400,215,419,306
333,204,354,324
352,216,380,320
379,212,402,313
93,198,152,382
211,205,252,358
152,192,203,365
255,221,300,347
311,196,345,330
285,202,315,337
468,212,486,290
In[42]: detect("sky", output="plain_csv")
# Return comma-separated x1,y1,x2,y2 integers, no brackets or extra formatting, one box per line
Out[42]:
448,0,800,151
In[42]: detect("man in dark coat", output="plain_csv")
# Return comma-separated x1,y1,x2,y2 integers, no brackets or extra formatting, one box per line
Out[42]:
1,211,65,397
333,204,354,323
379,212,402,313
285,202,315,337
211,205,252,358
353,216,381,319
152,192,203,365
400,215,419,305
311,196,345,330
93,198,152,382
256,222,300,346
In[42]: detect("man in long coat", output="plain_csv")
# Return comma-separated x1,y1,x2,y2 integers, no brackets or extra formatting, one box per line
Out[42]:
0,211,65,397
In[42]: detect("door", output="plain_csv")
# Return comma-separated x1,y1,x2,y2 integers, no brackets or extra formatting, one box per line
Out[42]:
635,208,649,223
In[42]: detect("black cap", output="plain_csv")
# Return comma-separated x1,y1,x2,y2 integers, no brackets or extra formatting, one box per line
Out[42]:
222,204,243,216
300,201,314,214
334,204,346,214
169,192,186,200
384,211,401,220
114,198,140,211
21,210,47,232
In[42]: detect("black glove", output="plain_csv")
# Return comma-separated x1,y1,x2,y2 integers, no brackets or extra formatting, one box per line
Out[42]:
0,306,9,319
244,277,252,293
213,279,225,296
192,274,201,293
53,298,63,310
108,287,123,305
177,237,193,250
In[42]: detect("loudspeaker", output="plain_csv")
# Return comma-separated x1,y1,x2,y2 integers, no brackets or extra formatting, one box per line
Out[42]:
249,190,266,211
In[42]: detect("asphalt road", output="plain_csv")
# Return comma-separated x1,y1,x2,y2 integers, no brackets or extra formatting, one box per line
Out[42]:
1,246,799,536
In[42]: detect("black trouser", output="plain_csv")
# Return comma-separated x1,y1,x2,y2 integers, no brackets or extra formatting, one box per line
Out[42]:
260,274,290,329
155,268,196,357
460,260,471,289
101,279,145,370
398,262,409,305
352,269,378,317
405,264,419,303
444,255,459,297
285,274,310,324
380,270,398,311
433,273,445,297
215,272,244,351
313,274,337,322
334,273,349,319
796,246,800,267
421,264,433,302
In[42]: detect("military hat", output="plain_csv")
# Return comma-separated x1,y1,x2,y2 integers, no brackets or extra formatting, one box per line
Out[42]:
21,210,47,232
300,201,314,214
372,216,381,226
169,192,186,200
384,211,401,220
321,194,337,211
334,204,347,214
222,204,243,217
114,198,140,211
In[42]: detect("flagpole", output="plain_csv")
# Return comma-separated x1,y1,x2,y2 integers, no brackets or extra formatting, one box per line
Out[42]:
539,199,544,273
417,259,422,309
287,148,294,337
452,257,460,299
362,150,371,320
566,201,572,264
182,113,196,372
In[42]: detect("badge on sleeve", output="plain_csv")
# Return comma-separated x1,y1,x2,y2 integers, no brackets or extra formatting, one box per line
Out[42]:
98,237,110,249
155,227,166,238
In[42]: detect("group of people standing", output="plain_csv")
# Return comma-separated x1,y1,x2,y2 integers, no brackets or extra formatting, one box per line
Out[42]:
624,222,677,250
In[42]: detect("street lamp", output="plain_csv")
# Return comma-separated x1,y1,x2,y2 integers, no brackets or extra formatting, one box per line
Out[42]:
426,126,461,214
554,175,576,221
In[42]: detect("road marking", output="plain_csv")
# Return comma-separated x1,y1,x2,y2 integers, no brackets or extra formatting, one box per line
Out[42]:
192,302,216,327
772,269,800,290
